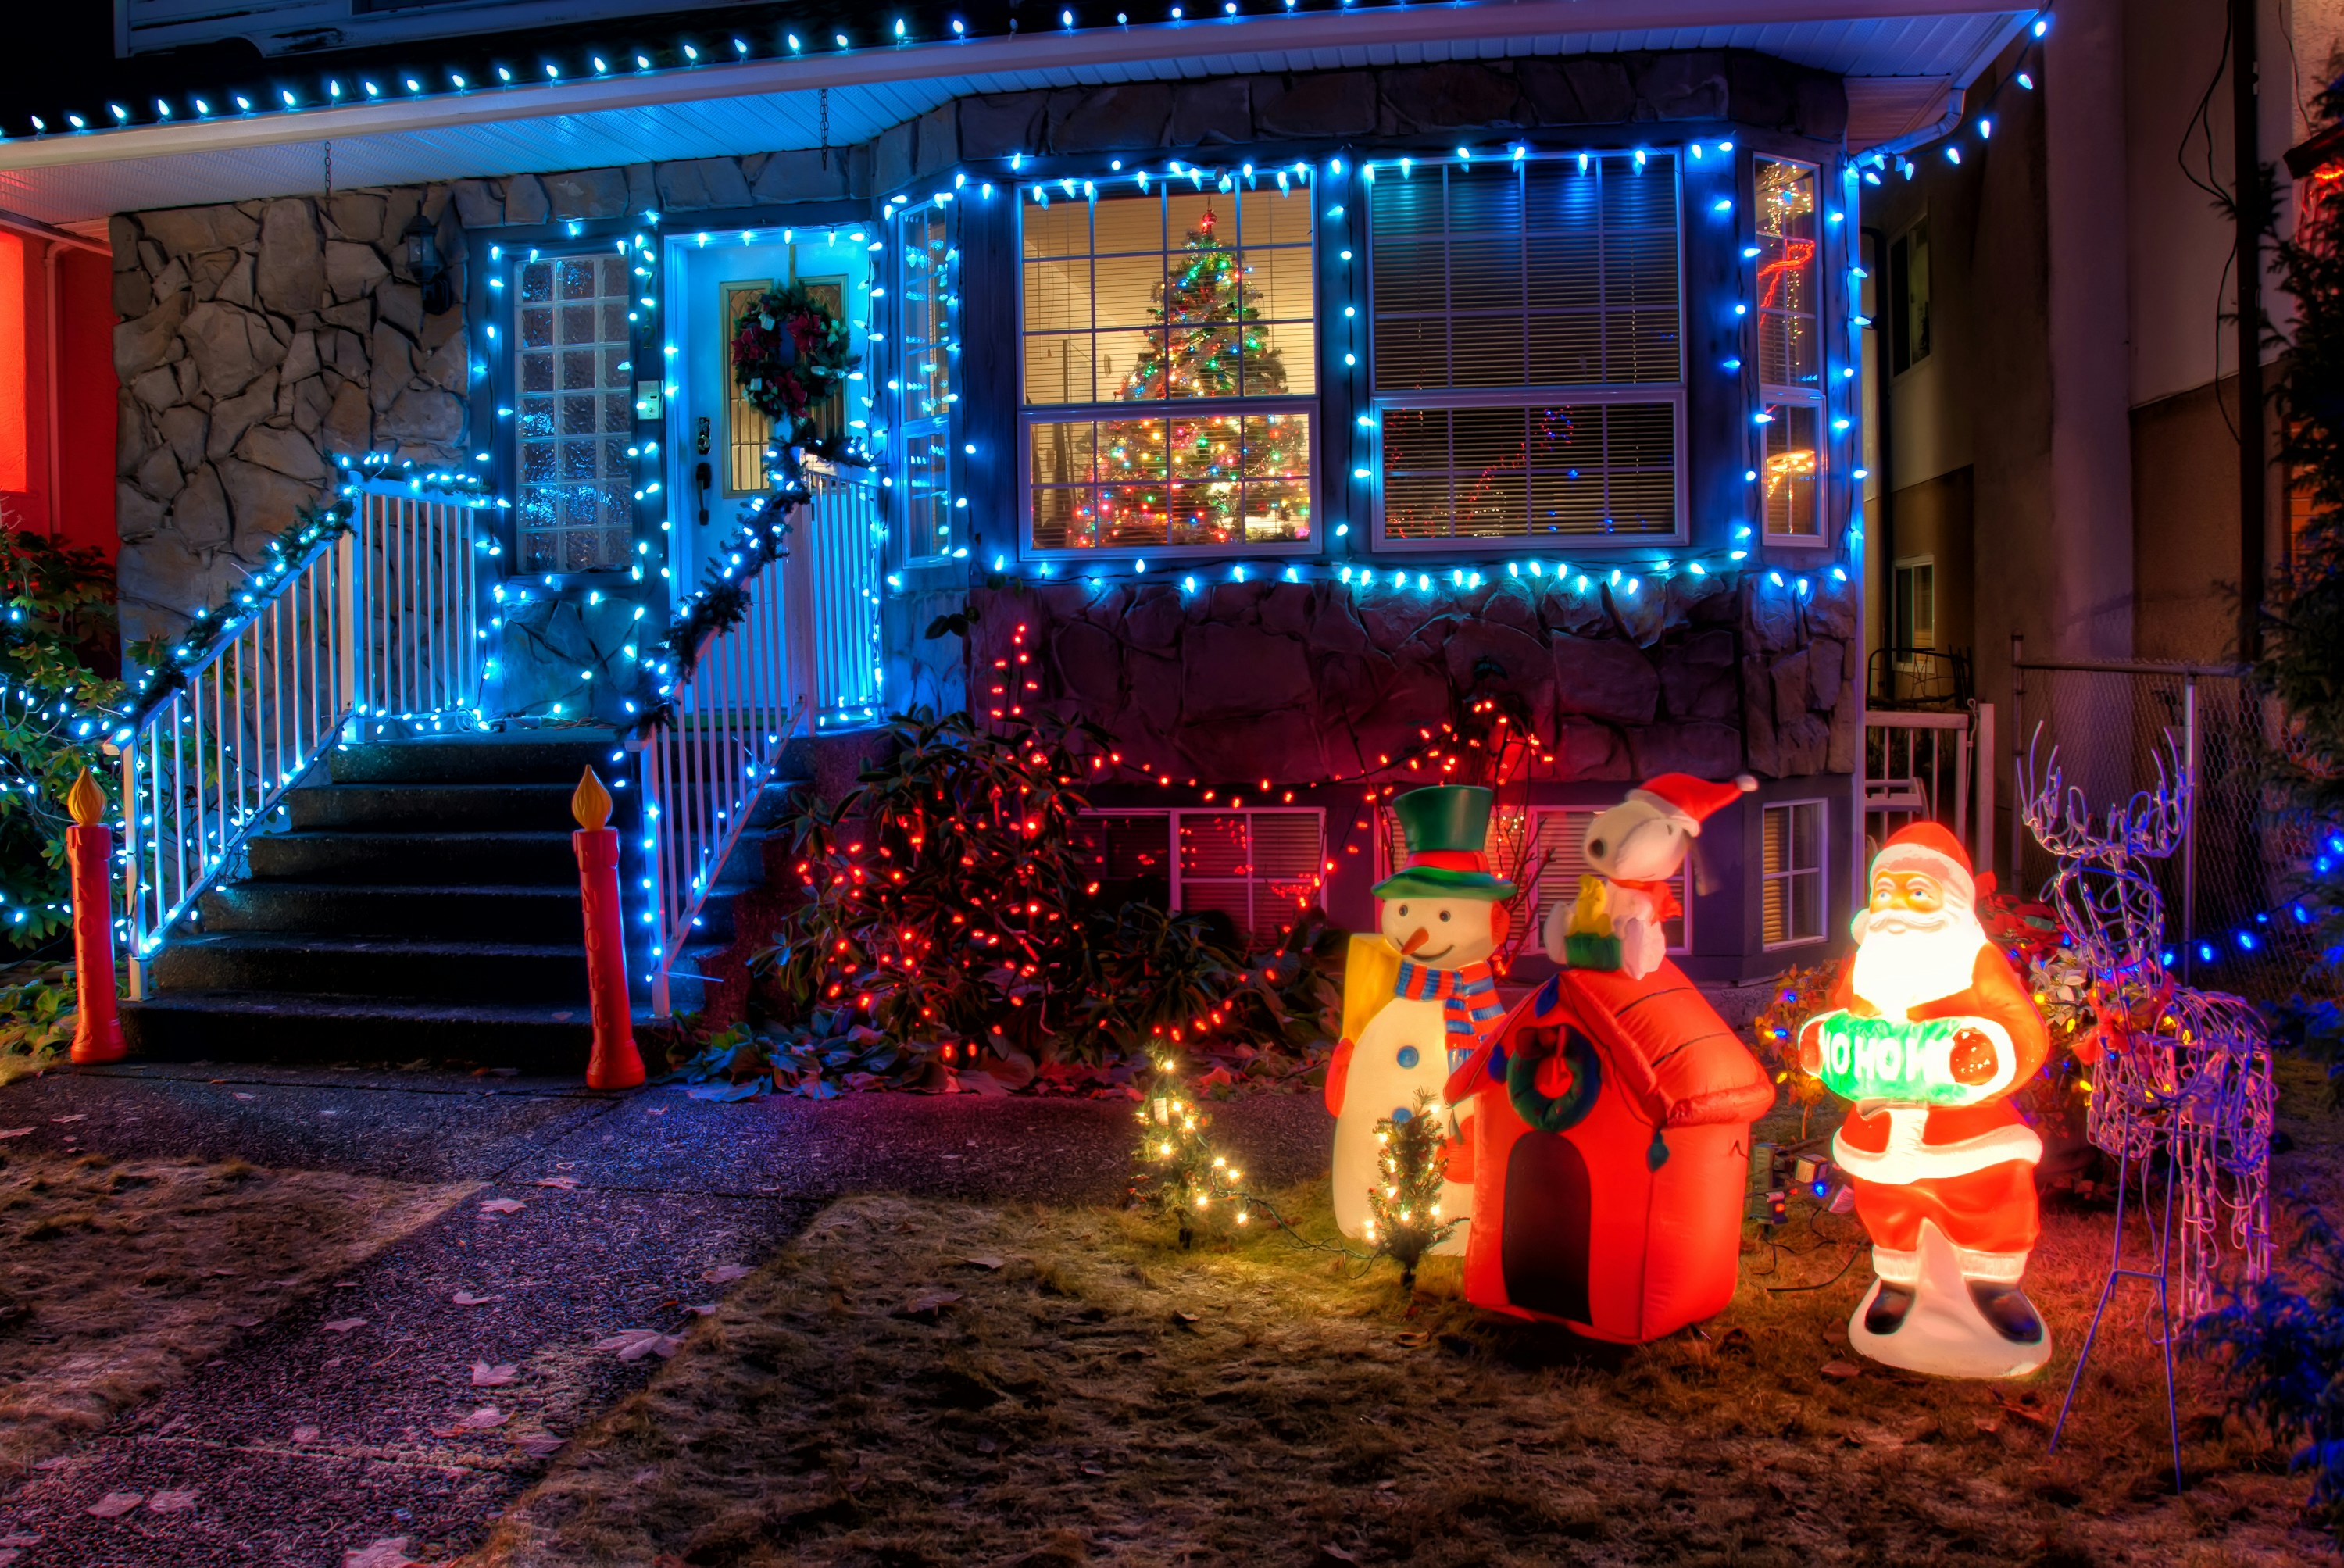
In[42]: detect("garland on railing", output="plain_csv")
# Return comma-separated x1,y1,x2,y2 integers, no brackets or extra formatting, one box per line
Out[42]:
113,495,359,741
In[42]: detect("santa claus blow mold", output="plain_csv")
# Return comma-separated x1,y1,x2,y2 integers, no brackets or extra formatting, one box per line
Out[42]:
1797,823,2054,1379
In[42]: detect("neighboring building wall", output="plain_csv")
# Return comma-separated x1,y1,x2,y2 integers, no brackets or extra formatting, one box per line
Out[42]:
0,234,116,562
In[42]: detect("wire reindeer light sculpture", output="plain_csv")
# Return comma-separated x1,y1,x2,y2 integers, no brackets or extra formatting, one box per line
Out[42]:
2021,729,2274,1488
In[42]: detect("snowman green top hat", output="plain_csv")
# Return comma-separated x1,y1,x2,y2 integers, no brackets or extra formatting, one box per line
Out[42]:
1371,785,1517,902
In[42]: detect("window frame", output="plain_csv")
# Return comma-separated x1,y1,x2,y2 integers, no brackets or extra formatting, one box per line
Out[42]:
495,236,657,580
1015,183,1322,563
1892,555,1936,666
1077,806,1328,941
1753,153,1828,547
1365,149,1690,552
892,201,962,567
1760,798,1830,950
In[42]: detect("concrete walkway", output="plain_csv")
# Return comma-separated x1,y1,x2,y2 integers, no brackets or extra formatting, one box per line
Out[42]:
0,1063,1329,1567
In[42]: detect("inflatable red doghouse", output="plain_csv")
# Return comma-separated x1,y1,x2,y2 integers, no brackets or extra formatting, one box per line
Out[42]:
1441,773,1776,1342
1443,965,1774,1341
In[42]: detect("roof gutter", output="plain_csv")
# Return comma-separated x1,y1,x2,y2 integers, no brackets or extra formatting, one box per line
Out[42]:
1,0,2030,173
1857,7,2038,158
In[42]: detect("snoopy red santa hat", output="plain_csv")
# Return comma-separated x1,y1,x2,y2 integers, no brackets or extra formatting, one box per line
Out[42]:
1625,772,1758,834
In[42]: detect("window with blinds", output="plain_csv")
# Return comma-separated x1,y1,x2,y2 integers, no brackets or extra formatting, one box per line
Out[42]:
1022,187,1317,555
1762,799,1827,948
1369,152,1683,545
1756,157,1824,540
1074,809,1325,945
1377,805,1689,951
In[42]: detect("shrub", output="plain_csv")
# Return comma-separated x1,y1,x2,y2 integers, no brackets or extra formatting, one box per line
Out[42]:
2205,1193,2344,1546
0,518,121,951
750,709,1340,1074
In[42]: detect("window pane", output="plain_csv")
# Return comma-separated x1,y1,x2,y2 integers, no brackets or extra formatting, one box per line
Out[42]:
1384,399,1674,540
1763,403,1821,538
1032,412,1310,551
1374,153,1681,395
1756,158,1821,392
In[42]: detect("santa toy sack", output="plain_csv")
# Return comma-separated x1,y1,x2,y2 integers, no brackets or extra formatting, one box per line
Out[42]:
1326,785,1515,1254
1796,823,2056,1379
1442,777,1774,1344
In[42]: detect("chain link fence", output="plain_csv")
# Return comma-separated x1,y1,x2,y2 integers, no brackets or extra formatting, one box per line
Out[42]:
2007,653,2311,1001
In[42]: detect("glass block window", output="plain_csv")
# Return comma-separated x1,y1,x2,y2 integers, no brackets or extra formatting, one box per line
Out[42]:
1756,157,1824,540
516,254,635,571
1762,799,1827,948
897,205,958,561
1021,187,1315,555
1370,152,1683,545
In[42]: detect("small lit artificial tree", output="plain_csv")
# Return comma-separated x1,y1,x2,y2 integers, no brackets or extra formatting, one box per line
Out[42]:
1094,205,1310,546
1364,1090,1462,1288
1130,1052,1249,1248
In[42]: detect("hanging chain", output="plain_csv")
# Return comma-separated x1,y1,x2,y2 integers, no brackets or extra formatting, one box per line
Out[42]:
820,88,830,170
323,140,333,199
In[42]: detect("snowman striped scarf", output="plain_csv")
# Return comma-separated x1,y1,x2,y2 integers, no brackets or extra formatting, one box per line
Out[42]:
1394,959,1503,1069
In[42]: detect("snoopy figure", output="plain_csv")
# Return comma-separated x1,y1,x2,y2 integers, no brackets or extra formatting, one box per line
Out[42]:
1544,773,1756,980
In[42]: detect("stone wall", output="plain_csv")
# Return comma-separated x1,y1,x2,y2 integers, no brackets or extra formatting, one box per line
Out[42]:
109,188,469,643
967,572,1856,786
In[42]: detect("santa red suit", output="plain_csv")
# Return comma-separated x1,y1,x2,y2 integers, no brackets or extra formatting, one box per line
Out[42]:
1797,825,2050,1298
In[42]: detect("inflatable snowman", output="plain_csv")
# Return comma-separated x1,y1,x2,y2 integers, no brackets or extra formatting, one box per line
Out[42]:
1327,786,1515,1253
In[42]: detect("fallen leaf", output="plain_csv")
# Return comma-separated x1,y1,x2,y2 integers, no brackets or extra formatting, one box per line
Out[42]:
86,1492,144,1519
1820,1360,1862,1380
895,1289,963,1323
228,1316,266,1330
684,1303,720,1317
479,1198,524,1216
470,1362,518,1387
644,1106,667,1116
0,1538,38,1548
344,1540,420,1568
292,1426,320,1443
451,1291,504,1307
147,1490,198,1513
702,1263,752,1284
959,1255,1006,1271
48,1115,84,1124
532,1177,581,1191
444,1406,508,1433
1393,1330,1431,1348
1172,1310,1202,1328
232,1093,255,1102
515,1432,566,1458
0,1130,32,1141
1317,1547,1361,1566
321,1317,368,1334
1080,1462,1106,1477
595,1328,684,1363
0,1549,17,1566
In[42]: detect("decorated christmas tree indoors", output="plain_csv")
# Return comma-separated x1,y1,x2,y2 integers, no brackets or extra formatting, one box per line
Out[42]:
1098,205,1309,548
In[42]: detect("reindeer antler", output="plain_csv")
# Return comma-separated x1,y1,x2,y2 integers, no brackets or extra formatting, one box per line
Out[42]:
2021,727,2191,868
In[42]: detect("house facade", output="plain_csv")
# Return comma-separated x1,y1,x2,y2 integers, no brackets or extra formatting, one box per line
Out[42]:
0,2,2071,1002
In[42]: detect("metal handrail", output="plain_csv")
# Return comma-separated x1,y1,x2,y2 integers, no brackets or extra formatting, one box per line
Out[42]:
118,479,490,988
638,463,877,1013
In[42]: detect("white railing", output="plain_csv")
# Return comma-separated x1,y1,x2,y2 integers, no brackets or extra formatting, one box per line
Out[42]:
1863,701,1996,877
119,480,490,985
639,552,799,1016
786,462,887,727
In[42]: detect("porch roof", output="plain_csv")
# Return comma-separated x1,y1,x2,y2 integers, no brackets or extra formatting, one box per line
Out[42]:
0,0,2035,228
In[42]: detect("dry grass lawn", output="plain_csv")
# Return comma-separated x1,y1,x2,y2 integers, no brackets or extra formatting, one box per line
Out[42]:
468,1151,2332,1566
0,1151,470,1480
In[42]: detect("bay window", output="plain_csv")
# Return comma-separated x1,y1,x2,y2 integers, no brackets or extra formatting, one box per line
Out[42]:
1370,152,1684,545
1022,186,1317,554
895,203,959,563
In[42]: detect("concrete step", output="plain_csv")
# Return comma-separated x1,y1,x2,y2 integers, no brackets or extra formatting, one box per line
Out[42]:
121,991,608,1071
197,882,590,943
285,781,614,834
150,934,589,1005
328,733,627,787
246,829,580,886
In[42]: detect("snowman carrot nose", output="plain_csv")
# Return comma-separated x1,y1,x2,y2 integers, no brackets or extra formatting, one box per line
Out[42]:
1401,928,1430,955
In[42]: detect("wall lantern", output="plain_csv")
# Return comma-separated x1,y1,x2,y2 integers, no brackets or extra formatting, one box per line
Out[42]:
401,214,454,315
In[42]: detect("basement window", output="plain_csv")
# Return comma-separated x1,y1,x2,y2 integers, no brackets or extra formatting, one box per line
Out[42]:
1761,799,1827,948
1075,809,1326,946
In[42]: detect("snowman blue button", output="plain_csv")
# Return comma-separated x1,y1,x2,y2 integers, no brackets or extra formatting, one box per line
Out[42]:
1395,1046,1420,1069
1392,1105,1414,1123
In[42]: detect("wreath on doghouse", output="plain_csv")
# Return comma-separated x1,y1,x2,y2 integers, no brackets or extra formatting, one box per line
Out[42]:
731,281,860,448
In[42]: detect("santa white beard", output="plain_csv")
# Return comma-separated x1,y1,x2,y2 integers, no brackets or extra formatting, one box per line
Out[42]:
1848,904,1989,1021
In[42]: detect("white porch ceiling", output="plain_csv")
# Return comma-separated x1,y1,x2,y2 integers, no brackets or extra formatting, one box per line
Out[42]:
0,1,2035,225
